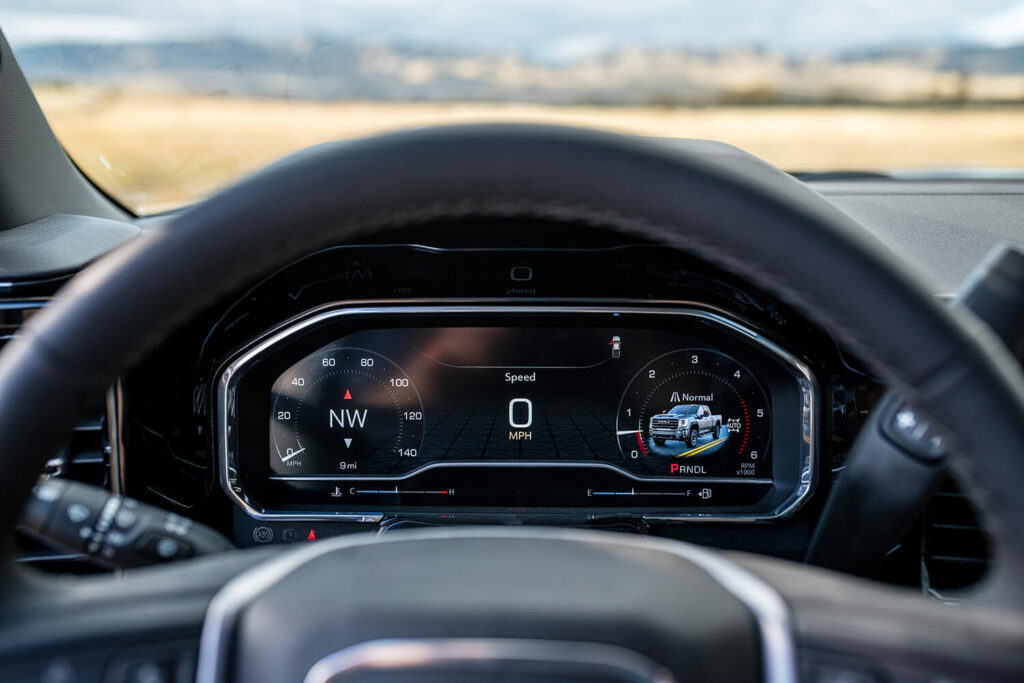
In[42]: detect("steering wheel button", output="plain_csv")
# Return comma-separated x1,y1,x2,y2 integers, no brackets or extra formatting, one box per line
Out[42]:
103,643,197,683
65,503,91,524
106,530,128,547
114,508,138,529
125,661,169,683
163,514,191,536
35,482,61,502
157,539,178,558
139,533,194,561
882,401,948,462
40,659,77,683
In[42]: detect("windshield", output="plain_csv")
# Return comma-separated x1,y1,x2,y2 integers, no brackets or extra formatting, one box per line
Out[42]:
669,406,700,416
3,1,1024,215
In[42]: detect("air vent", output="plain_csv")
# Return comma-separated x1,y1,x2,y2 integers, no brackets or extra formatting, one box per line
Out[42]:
922,476,991,597
129,380,211,511
0,302,110,486
54,409,111,488
2,300,113,571
0,299,45,341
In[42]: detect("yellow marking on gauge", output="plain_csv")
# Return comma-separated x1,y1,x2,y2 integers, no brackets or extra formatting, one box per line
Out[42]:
676,436,727,458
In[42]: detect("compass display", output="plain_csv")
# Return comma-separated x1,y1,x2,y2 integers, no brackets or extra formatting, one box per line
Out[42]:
269,346,424,476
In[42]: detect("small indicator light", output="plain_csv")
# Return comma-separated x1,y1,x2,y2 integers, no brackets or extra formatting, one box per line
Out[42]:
510,266,533,281
307,529,317,542
343,389,353,400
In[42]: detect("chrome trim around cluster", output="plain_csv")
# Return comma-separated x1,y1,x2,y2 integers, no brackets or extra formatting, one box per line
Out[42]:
216,301,818,523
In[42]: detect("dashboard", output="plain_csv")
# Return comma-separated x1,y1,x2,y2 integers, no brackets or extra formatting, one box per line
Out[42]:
220,306,815,522
3,173,1014,593
86,233,882,557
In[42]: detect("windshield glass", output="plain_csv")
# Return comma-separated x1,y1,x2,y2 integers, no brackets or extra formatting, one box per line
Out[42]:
669,406,700,416
3,1,1024,214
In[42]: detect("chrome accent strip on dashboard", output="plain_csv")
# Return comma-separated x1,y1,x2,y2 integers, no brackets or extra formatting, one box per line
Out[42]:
0,298,48,309
195,528,796,683
303,638,676,682
105,380,126,495
216,302,818,523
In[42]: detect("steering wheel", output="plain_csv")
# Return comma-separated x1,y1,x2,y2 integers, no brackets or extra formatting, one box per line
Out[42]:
2,125,1024,681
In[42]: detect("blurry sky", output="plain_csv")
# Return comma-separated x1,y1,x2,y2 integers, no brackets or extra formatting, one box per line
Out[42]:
3,0,1024,60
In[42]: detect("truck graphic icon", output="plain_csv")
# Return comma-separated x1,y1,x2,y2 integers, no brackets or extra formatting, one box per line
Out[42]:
649,404,723,448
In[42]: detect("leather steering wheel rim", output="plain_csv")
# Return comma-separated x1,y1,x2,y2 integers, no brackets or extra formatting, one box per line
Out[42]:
2,123,1024,616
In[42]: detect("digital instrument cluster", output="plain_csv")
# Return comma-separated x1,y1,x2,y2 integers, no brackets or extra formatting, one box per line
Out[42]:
219,306,816,522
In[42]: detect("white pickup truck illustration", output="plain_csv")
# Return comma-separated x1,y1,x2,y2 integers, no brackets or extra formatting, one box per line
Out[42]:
649,404,723,448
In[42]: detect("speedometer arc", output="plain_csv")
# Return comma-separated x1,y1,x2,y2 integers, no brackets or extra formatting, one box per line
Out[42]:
269,345,425,476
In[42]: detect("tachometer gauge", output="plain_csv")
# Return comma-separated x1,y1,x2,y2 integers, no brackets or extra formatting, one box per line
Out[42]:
269,345,424,476
616,349,771,479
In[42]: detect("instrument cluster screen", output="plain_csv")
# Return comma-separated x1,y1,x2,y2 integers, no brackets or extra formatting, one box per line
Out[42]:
270,328,772,481
222,308,815,520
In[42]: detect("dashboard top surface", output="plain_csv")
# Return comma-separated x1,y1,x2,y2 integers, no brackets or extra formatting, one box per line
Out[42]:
3,171,1020,293
808,179,1024,294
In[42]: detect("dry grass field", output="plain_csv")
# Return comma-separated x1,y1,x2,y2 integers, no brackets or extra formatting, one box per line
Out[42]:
35,87,1024,214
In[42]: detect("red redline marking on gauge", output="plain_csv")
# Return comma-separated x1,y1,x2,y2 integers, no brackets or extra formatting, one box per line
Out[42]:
616,429,648,456
635,431,649,456
739,398,751,454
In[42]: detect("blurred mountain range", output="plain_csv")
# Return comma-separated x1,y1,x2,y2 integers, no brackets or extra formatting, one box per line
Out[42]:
15,39,1024,105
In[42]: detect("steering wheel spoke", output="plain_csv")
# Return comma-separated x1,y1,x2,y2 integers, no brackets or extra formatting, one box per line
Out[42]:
734,553,1024,681
0,550,269,681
